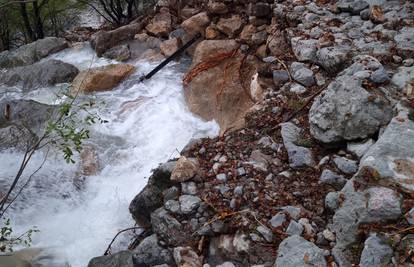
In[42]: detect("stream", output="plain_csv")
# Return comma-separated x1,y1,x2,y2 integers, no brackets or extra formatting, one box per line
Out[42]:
0,43,219,266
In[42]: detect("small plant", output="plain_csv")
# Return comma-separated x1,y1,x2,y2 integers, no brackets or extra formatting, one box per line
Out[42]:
294,137,314,148
0,218,39,252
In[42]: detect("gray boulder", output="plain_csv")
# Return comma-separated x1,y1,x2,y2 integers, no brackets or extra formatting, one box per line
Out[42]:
87,251,133,267
129,161,177,227
274,235,327,267
309,55,393,143
0,37,68,68
359,234,393,267
291,38,318,62
132,234,175,267
0,60,79,91
281,122,314,168
394,27,414,58
0,125,37,151
391,66,414,91
366,187,402,221
337,0,369,14
151,207,186,246
333,156,358,174
315,46,350,74
102,44,131,61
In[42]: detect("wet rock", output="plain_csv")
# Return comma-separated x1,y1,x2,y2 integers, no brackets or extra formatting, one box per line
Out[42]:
347,139,374,158
88,251,133,267
281,122,314,168
0,59,79,91
151,207,186,246
274,235,327,267
173,246,202,267
133,234,175,266
394,26,414,58
286,220,304,236
160,38,181,57
291,38,318,62
290,62,315,87
366,186,402,221
319,169,347,190
269,213,287,228
102,44,131,61
309,55,393,143
333,156,358,174
217,15,243,37
0,99,56,135
70,64,135,94
355,105,414,193
0,37,68,68
129,161,176,226
359,234,393,267
179,195,201,214
91,23,145,56
181,12,210,36
170,156,199,182
80,146,100,176
145,10,172,38
315,46,350,74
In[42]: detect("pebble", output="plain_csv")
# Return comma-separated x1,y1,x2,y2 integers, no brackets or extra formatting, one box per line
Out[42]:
216,173,227,182
269,212,287,228
286,220,304,236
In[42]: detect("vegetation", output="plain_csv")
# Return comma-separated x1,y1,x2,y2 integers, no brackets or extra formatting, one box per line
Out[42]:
0,0,157,51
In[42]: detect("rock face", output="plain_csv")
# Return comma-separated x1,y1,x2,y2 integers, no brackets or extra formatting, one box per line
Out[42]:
309,55,393,143
90,22,145,56
274,235,327,267
70,64,135,94
184,40,256,133
0,60,79,91
0,37,68,68
129,161,176,227
87,251,134,267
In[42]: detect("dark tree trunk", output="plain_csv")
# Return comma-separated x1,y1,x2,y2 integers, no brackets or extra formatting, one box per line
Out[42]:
33,0,45,39
19,2,36,42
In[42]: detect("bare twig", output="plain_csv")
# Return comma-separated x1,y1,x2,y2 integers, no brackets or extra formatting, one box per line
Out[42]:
103,226,143,255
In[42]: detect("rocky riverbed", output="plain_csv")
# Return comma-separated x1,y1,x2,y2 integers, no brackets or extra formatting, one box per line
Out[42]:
1,0,414,266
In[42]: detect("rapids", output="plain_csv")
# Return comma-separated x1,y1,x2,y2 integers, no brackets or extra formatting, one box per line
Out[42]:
0,43,219,266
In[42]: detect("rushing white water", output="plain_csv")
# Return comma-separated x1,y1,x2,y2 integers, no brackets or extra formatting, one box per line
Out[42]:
0,44,219,266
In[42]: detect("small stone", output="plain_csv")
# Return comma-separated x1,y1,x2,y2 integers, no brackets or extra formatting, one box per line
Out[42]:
360,234,393,267
181,182,197,195
170,156,199,182
291,38,318,62
405,207,414,225
269,213,287,228
273,70,290,87
163,186,179,202
165,200,180,214
173,247,202,267
217,15,243,37
282,206,302,220
290,62,315,87
275,236,327,266
403,58,414,67
366,187,402,221
179,195,201,214
248,2,271,17
333,156,358,174
216,262,236,267
215,185,230,195
323,229,336,242
290,83,307,94
319,169,347,190
234,186,243,196
237,167,246,176
207,1,228,15
216,173,227,182
286,220,304,236
370,68,389,84
257,225,274,242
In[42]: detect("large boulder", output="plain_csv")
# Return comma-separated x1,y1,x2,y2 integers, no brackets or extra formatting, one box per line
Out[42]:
129,161,176,227
0,60,79,91
70,64,135,94
90,22,146,56
181,12,210,36
0,37,68,68
274,235,327,267
309,55,393,143
87,251,134,267
145,9,172,38
132,234,175,267
184,40,257,133
216,15,243,37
